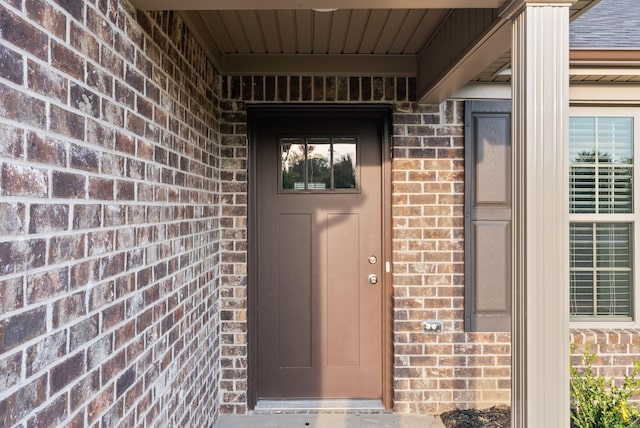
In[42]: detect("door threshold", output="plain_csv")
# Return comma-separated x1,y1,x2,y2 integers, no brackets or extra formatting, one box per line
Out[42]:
254,399,385,412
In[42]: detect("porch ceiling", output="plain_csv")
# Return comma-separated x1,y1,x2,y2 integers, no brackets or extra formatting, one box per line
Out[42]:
130,0,506,9
130,0,600,102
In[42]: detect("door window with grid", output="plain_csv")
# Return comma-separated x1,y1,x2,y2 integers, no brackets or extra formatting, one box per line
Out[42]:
569,112,637,321
279,137,358,192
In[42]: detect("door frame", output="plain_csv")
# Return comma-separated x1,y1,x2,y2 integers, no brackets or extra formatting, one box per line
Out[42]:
246,104,394,409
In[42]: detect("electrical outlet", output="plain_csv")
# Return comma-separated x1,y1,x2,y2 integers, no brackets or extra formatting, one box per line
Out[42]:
421,320,442,333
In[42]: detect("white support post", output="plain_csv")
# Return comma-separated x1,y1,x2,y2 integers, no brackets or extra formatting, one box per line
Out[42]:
502,1,572,426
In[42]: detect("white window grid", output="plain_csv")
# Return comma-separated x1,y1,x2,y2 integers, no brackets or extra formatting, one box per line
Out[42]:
569,107,640,327
566,106,640,328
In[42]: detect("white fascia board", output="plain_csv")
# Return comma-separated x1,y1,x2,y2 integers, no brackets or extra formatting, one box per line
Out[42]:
570,67,640,75
451,82,640,105
570,84,640,105
450,82,511,99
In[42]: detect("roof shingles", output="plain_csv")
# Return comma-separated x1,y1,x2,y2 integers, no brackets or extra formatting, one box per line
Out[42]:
570,0,640,49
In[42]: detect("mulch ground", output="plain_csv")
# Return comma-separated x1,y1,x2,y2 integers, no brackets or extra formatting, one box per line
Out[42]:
440,405,511,428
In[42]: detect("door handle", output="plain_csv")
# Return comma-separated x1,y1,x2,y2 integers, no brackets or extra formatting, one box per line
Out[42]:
368,274,378,285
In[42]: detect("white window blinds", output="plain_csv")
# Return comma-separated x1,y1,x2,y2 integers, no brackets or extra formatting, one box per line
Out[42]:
569,116,634,320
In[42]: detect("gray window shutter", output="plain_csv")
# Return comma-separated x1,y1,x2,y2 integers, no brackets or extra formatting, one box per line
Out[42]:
464,100,512,332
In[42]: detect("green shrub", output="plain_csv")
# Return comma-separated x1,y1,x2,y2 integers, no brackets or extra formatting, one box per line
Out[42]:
570,345,640,428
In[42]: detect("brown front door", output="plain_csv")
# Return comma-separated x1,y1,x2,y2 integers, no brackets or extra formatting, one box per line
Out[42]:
253,109,385,401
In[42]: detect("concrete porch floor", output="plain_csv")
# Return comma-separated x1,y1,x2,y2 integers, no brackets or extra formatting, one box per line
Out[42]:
215,413,446,428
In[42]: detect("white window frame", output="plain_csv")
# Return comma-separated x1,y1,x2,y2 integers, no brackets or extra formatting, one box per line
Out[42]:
569,106,640,328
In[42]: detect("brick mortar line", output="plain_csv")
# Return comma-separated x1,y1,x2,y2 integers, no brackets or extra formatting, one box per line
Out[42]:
0,5,222,428
0,243,219,320
130,9,221,104
0,44,211,138
0,217,220,248
219,78,406,103
3,116,213,168
1,19,219,140
0,286,194,405
0,100,217,176
142,11,218,92
0,198,221,212
114,308,213,425
0,282,216,364
0,184,219,207
1,1,84,52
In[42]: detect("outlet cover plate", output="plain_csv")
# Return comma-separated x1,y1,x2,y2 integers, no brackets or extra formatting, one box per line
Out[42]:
421,320,442,333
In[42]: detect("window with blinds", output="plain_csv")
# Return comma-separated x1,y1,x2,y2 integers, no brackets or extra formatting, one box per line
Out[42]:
569,115,635,321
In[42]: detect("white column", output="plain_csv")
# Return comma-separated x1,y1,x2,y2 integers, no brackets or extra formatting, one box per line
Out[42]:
501,1,572,426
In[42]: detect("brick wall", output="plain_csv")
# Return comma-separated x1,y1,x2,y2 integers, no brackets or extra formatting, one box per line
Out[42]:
391,101,511,413
217,76,512,414
2,0,638,424
217,78,640,415
0,1,221,427
571,328,640,404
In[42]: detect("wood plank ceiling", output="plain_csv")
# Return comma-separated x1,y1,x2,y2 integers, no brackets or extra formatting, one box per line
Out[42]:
130,0,600,101
198,9,448,55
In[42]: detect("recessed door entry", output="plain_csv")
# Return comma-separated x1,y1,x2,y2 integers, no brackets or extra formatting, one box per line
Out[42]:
252,110,385,401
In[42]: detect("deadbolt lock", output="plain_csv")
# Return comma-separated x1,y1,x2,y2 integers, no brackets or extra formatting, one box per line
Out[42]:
368,274,378,284
368,256,377,264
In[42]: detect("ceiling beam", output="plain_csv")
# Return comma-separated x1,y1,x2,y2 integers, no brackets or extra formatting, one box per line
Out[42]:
130,0,505,10
223,54,416,77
